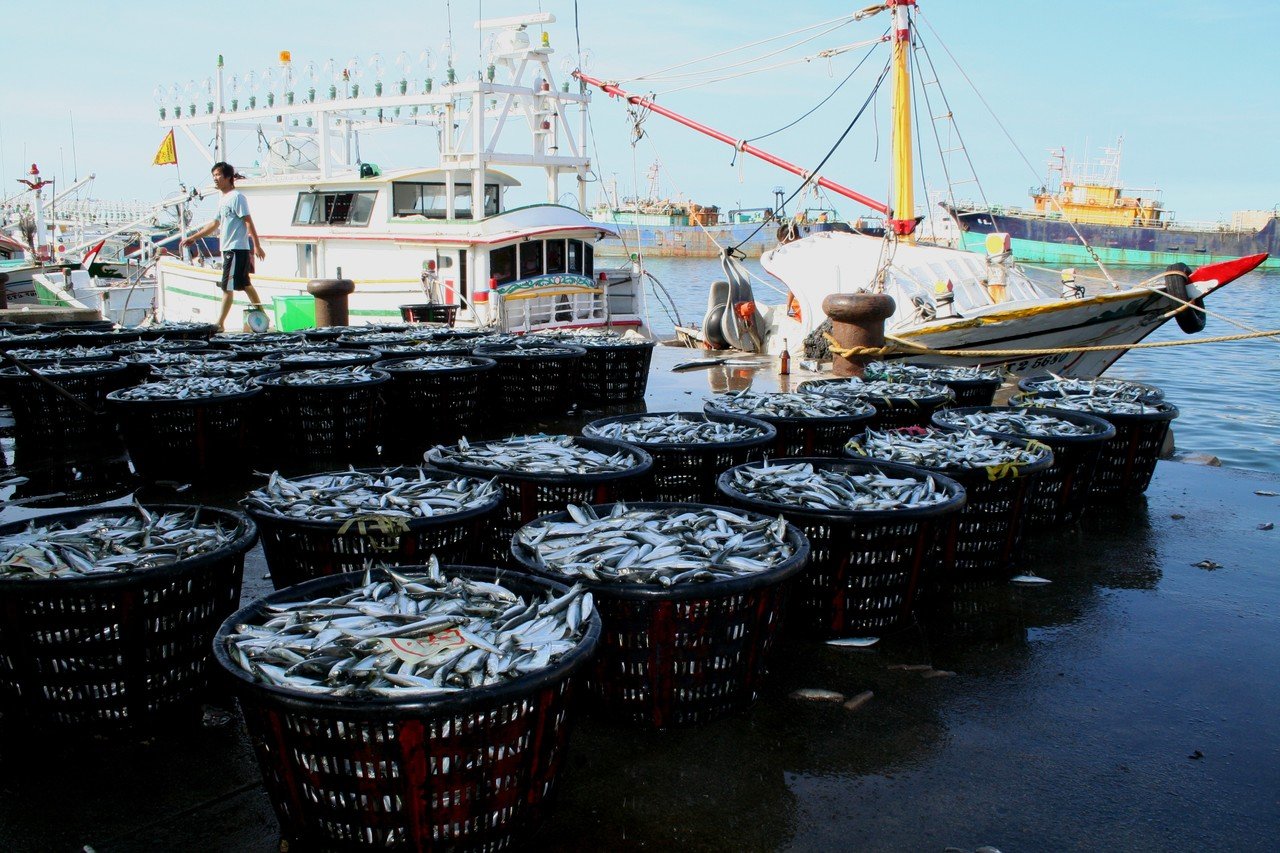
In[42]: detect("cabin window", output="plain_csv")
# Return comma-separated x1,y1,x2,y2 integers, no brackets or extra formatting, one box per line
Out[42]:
292,191,376,226
567,239,583,274
584,242,594,278
545,239,566,275
392,182,500,219
490,246,516,286
519,241,544,278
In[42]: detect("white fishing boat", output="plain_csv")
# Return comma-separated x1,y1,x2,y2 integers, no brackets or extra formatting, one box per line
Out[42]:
154,12,647,335
578,1,1265,378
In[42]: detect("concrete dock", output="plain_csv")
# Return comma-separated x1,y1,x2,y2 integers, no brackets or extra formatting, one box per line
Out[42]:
1,347,1276,851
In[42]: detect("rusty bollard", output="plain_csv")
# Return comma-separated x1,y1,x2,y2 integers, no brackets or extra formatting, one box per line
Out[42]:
307,278,355,328
0,273,8,310
822,292,896,377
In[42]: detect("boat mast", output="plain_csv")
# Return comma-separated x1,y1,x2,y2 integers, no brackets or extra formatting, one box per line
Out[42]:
889,0,915,240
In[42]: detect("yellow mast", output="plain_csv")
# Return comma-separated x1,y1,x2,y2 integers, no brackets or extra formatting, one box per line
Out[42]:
889,0,916,240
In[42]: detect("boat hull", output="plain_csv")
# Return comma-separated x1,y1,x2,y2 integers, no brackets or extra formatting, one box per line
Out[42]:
949,208,1280,269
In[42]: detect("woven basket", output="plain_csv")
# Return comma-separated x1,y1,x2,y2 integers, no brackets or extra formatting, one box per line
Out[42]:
245,467,504,589
512,502,809,729
799,378,954,430
0,505,257,731
472,342,587,418
575,340,656,402
717,457,966,637
703,398,875,457
582,411,776,503
0,362,134,458
253,369,390,469
213,566,599,852
375,356,498,462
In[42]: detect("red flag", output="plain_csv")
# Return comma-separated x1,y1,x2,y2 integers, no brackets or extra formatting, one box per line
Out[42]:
80,239,107,270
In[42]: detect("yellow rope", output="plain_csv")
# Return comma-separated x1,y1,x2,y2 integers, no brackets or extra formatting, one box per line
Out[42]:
823,329,1280,359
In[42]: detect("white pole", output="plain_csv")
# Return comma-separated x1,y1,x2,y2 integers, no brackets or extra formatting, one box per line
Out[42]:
472,88,484,219
215,55,226,161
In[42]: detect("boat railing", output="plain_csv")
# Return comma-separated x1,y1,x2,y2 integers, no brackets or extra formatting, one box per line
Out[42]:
499,289,608,331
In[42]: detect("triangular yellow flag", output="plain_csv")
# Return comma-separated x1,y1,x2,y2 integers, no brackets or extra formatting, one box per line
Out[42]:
152,129,177,166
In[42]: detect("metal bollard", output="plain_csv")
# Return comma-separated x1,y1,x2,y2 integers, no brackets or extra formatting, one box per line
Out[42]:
307,278,355,328
822,292,896,377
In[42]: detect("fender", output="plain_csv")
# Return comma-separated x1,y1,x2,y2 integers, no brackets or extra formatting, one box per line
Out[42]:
1163,262,1206,334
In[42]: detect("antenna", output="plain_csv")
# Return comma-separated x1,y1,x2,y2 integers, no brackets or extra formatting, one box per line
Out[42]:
69,112,79,181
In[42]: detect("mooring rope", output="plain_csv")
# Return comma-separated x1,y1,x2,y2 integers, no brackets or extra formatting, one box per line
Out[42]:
822,328,1280,359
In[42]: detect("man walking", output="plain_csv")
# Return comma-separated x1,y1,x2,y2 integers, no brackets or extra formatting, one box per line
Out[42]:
180,162,267,331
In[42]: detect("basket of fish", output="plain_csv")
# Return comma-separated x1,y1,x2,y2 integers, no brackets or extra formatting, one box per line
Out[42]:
148,355,270,380
532,332,656,402
1,344,120,366
106,377,264,482
512,502,808,728
253,367,390,468
582,411,776,503
932,406,1115,529
301,324,380,343
1012,393,1179,499
716,458,966,637
799,377,955,430
864,361,1005,407
136,321,220,341
704,390,876,457
225,340,340,362
1016,375,1165,404
0,504,257,730
0,361,134,458
117,348,234,383
109,338,212,356
471,340,587,417
261,348,384,372
214,562,599,851
243,467,503,589
374,355,498,462
335,330,438,349
844,428,1054,586
426,435,652,565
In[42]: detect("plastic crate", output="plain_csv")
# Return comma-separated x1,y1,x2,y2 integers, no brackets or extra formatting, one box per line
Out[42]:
253,369,390,469
399,303,459,326
272,295,317,332
575,340,656,402
799,377,954,430
703,398,875,458
472,342,587,418
374,356,498,462
0,362,134,458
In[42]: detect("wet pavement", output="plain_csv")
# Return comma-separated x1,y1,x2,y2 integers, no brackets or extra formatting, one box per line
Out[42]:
1,346,1278,851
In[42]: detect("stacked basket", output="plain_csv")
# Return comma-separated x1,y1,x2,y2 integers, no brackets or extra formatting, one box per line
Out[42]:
375,355,498,460
800,377,955,430
705,390,875,457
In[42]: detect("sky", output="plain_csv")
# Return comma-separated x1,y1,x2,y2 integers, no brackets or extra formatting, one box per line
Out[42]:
3,0,1278,224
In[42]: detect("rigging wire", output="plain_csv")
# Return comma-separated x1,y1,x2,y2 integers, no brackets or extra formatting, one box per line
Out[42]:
911,24,989,215
652,38,885,97
633,22,856,85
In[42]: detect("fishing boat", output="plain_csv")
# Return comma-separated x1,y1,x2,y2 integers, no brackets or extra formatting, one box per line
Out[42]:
945,139,1280,269
153,12,648,335
579,1,1267,378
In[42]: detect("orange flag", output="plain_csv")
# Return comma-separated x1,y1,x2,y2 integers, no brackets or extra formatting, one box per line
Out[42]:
152,129,177,166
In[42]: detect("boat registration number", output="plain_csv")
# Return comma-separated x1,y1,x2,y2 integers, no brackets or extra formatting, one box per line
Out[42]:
1005,353,1069,373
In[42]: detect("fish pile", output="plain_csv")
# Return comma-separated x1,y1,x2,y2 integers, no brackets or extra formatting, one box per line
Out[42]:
474,340,583,357
0,331,60,344
268,350,377,365
516,503,795,585
109,376,254,401
5,345,117,361
934,408,1107,437
2,362,120,376
338,331,433,345
708,390,873,420
846,428,1048,470
111,339,208,353
373,341,472,356
244,468,498,521
224,560,592,696
0,507,238,578
532,331,648,348
1022,376,1163,403
231,341,340,354
307,325,378,336
152,358,266,379
430,435,640,474
257,366,385,386
1017,395,1167,417
121,350,233,366
586,413,770,445
379,356,485,372
212,332,303,345
727,460,953,511
864,361,1003,384
804,378,953,402
140,322,216,335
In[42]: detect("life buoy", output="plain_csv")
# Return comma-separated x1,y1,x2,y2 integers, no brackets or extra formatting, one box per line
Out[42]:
1164,262,1207,334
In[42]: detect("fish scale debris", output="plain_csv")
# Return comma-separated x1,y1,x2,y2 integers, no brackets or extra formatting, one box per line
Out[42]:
0,509,237,578
244,468,498,521
224,560,591,697
729,461,952,511
708,390,873,419
586,413,769,445
430,435,639,474
516,503,795,585
847,428,1049,470
934,408,1105,437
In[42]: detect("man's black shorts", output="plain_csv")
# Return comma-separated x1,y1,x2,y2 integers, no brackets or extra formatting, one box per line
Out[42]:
221,249,253,292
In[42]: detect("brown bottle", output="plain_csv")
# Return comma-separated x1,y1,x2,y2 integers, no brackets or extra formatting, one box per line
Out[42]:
778,338,791,375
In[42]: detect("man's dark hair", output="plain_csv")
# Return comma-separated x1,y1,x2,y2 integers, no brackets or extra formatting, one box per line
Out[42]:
212,161,246,181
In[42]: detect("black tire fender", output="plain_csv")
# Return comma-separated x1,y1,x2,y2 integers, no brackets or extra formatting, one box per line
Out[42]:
1164,262,1207,334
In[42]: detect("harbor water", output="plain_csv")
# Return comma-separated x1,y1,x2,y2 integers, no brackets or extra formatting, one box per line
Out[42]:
638,256,1280,473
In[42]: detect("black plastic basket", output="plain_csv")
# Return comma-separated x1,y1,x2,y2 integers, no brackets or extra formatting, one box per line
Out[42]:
844,436,1053,588
399,303,459,326
374,355,497,460
574,340,656,402
1016,375,1165,404
0,504,257,731
703,398,875,457
884,363,1004,407
472,342,587,418
717,457,966,637
301,325,381,343
582,411,776,503
0,362,134,458
932,405,1115,530
512,502,809,729
262,349,384,372
136,322,220,341
253,369,390,469
7,452,137,507
426,436,652,566
245,467,504,589
213,565,599,852
106,385,263,483
799,377,954,430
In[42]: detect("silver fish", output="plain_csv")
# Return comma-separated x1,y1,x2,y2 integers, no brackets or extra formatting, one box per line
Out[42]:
933,408,1105,438
707,390,873,419
429,435,640,474
585,413,769,445
244,468,498,521
846,428,1048,470
728,460,953,511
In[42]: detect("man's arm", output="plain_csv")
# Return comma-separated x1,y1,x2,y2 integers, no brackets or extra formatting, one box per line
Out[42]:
243,214,266,260
179,219,219,247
